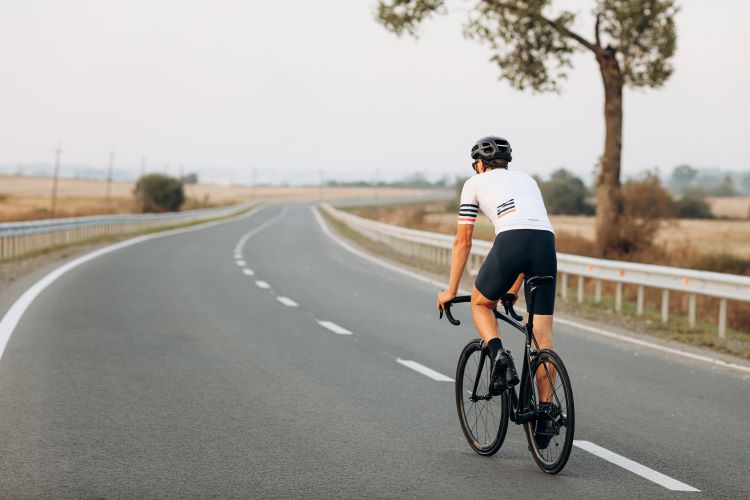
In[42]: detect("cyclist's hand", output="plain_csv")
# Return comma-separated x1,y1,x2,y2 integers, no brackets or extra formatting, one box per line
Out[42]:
437,290,456,312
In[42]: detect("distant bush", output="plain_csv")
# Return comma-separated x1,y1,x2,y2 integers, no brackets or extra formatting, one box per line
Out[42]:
538,169,594,215
182,173,199,184
611,171,674,257
676,188,713,219
133,174,185,213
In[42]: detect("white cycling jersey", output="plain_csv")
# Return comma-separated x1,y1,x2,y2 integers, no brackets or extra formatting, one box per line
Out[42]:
458,169,554,235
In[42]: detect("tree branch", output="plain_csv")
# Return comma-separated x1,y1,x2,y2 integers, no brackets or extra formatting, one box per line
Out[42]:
491,1,599,53
595,12,602,48
541,15,598,53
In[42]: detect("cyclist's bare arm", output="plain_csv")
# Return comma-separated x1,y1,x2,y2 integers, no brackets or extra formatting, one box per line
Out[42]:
437,224,473,309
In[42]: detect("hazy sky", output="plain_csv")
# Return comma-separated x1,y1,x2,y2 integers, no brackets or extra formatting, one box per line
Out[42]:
1,1,748,184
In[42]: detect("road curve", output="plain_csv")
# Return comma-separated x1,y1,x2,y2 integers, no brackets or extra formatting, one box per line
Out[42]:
0,204,748,498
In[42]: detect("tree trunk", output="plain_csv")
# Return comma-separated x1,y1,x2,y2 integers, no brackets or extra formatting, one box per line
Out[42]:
595,48,625,257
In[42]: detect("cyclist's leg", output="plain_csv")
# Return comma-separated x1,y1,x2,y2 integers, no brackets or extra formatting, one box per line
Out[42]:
524,230,558,403
473,232,524,345
470,286,500,344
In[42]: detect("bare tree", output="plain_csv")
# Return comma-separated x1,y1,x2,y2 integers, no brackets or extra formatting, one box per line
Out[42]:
375,0,678,256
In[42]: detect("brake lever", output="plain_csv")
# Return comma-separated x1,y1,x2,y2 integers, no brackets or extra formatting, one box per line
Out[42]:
501,293,524,322
439,303,461,326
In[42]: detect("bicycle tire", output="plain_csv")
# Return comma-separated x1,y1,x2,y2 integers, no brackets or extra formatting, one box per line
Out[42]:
455,339,509,456
521,349,575,474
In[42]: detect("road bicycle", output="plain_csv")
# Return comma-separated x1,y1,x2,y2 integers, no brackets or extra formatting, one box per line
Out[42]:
440,276,575,474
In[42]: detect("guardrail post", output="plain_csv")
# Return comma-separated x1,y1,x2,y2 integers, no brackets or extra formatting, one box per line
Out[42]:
636,286,644,316
718,299,727,339
594,279,602,303
576,275,584,303
661,290,669,324
615,282,622,312
688,294,697,328
560,273,568,300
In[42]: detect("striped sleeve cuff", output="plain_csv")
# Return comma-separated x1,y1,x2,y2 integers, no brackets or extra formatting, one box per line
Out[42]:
458,203,478,225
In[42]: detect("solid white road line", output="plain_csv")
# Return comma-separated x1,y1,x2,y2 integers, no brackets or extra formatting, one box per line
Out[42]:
0,205,266,362
313,206,750,376
255,281,270,289
317,320,353,336
242,268,255,276
557,318,750,375
312,207,448,289
396,358,454,382
236,260,246,266
276,296,298,307
573,440,699,492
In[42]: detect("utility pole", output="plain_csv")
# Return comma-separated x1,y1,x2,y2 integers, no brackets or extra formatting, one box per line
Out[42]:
139,156,147,213
105,149,115,204
50,144,62,217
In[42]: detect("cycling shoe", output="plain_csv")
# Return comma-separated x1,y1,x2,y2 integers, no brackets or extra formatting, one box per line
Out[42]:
490,349,519,395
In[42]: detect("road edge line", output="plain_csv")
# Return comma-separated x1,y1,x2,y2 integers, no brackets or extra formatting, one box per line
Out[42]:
312,205,750,376
0,205,267,361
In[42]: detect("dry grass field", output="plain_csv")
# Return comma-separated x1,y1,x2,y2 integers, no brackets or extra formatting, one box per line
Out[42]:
354,199,750,258
706,196,750,219
0,175,431,222
421,212,750,257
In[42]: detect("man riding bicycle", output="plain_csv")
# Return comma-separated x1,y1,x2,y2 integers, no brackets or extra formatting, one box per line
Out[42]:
437,136,558,447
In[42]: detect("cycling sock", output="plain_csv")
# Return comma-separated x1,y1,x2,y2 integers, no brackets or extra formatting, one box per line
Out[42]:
487,338,503,358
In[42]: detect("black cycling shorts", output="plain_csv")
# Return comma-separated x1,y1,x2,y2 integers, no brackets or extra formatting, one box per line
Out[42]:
475,229,557,315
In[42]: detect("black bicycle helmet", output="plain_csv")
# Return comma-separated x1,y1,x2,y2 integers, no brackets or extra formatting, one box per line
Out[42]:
470,136,512,162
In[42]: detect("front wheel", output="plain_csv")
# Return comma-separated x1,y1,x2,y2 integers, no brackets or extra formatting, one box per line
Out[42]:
455,339,509,456
521,349,575,474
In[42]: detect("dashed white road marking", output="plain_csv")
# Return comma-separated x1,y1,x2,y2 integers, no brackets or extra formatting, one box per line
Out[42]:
234,253,242,259
573,440,699,492
276,296,298,307
255,281,270,289
236,260,246,266
396,358,454,382
317,320,352,335
242,268,255,276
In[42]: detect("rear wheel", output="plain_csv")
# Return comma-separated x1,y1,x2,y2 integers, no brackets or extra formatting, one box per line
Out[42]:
521,349,575,474
455,340,509,456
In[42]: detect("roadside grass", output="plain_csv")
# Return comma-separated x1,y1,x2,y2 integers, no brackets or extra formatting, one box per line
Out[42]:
556,293,750,360
0,205,255,265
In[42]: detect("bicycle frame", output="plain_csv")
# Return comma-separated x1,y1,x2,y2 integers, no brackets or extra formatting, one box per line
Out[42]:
442,275,555,426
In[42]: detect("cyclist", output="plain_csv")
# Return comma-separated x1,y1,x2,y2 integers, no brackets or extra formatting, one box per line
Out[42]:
437,136,558,448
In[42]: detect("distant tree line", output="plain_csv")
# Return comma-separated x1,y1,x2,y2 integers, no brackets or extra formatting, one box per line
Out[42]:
530,167,715,220
667,165,749,197
326,172,449,188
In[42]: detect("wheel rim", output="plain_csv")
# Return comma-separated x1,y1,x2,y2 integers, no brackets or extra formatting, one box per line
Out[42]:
528,356,571,466
460,348,504,449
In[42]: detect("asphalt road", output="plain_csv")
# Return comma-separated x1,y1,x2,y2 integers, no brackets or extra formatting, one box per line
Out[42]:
0,204,748,498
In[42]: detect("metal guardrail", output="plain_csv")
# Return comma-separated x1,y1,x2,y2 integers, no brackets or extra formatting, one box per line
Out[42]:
321,203,750,338
0,202,252,260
